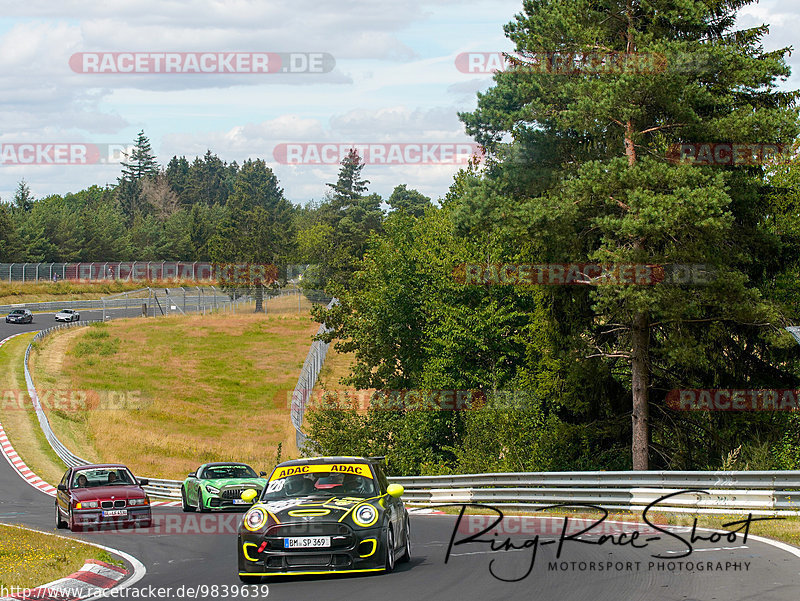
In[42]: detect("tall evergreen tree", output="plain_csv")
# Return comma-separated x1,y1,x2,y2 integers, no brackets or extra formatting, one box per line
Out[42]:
458,0,799,468
117,130,159,221
13,180,34,212
326,148,369,210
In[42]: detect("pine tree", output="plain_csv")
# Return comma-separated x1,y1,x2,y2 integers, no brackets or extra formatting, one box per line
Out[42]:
326,148,369,210
117,130,159,221
12,180,34,212
458,0,799,469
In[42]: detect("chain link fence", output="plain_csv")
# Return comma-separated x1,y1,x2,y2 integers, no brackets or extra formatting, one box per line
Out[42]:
0,262,311,283
291,298,338,450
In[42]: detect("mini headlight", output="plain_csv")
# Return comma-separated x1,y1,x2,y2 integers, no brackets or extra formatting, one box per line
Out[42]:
205,485,220,494
77,501,98,509
244,507,268,531
353,504,377,527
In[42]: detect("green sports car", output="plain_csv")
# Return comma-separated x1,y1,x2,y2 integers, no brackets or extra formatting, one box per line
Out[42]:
182,462,267,512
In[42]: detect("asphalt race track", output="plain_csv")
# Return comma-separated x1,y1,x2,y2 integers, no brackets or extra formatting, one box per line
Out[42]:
0,307,145,340
1,317,799,599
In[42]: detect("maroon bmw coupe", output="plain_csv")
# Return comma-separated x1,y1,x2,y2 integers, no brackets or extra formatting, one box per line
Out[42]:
55,464,152,531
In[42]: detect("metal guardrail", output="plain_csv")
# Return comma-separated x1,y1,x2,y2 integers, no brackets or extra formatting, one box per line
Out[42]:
390,471,800,515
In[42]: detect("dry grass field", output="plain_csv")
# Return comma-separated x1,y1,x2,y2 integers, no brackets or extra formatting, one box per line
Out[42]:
31,312,320,479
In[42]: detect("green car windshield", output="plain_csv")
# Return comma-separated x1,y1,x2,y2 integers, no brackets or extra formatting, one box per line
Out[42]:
199,465,258,479
261,471,378,500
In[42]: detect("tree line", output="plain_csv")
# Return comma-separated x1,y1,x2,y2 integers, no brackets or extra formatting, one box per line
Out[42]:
305,0,800,476
0,132,431,286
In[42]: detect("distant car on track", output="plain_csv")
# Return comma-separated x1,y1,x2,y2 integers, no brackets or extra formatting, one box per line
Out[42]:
182,462,267,512
55,309,80,322
5,309,32,324
55,464,151,532
237,456,410,583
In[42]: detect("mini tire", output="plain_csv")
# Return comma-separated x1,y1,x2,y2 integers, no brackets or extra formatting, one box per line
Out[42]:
398,517,411,563
384,526,395,573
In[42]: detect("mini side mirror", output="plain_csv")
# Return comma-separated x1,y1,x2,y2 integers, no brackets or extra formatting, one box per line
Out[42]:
387,484,404,498
241,488,259,503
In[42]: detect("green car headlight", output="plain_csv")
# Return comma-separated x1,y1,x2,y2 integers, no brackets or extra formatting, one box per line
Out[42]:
353,503,378,527
205,485,220,494
244,507,269,531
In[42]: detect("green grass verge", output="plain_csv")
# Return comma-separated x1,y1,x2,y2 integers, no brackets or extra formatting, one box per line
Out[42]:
0,523,122,589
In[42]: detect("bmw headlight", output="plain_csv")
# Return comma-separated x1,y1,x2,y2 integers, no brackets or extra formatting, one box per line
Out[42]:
205,485,220,494
244,507,268,531
77,501,98,509
353,503,378,527
129,498,149,506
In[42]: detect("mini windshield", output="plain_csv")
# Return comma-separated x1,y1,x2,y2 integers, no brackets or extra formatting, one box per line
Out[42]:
72,467,135,488
261,468,377,500
201,464,258,479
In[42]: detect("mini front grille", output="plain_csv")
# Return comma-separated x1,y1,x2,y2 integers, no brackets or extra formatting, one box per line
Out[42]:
268,523,351,537
286,554,332,567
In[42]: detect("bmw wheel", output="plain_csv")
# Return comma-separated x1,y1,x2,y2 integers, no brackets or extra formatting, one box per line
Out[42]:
55,503,67,529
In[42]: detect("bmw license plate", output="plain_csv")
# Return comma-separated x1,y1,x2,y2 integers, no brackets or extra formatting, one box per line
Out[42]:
103,509,127,517
283,537,331,549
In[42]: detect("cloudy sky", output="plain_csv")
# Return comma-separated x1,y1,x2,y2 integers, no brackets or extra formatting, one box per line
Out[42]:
0,0,797,205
